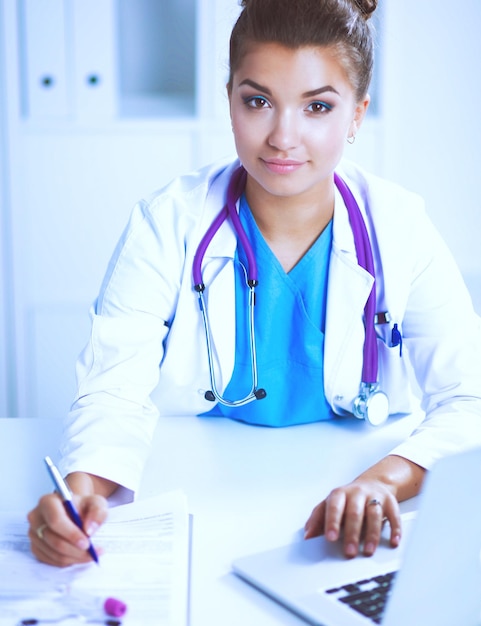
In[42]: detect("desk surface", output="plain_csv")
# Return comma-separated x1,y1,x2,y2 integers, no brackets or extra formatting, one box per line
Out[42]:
0,413,422,626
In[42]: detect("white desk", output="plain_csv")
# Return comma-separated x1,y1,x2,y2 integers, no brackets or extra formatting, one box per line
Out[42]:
0,413,422,626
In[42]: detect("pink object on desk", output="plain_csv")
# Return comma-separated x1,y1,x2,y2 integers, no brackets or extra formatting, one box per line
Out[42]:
104,597,127,617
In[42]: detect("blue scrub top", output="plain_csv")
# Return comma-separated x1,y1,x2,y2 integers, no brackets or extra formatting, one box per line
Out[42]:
202,195,334,426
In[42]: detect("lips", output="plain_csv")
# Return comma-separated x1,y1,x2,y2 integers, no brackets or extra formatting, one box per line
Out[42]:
262,158,305,174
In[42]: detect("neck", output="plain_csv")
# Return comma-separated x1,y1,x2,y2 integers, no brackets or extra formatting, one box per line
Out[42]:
244,176,335,272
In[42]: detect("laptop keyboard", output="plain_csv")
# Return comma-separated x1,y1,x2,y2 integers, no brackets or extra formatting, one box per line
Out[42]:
325,571,397,624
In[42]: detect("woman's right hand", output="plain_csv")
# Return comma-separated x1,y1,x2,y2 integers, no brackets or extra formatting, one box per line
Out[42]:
27,472,115,567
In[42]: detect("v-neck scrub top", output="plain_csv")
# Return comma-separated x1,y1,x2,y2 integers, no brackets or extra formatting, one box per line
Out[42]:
203,195,334,427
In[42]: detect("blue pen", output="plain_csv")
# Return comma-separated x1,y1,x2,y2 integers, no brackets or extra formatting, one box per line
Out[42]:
44,456,99,564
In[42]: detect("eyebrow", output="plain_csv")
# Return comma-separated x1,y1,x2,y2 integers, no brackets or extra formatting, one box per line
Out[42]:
238,79,340,98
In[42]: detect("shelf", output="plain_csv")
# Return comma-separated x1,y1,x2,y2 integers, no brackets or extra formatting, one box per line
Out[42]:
118,93,196,119
116,0,197,119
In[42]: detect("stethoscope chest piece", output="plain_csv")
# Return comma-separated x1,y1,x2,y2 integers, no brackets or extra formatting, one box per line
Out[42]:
353,383,389,426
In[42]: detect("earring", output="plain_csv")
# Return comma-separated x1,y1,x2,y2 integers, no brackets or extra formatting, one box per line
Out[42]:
347,135,356,145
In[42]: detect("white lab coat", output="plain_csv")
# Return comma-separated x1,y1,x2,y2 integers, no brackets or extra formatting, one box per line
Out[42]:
60,158,481,494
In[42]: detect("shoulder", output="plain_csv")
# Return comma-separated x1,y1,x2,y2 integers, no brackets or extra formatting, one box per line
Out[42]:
141,156,240,222
337,159,425,218
335,160,445,276
96,156,240,312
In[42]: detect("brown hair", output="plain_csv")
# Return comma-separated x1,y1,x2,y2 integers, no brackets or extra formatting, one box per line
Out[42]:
228,0,378,102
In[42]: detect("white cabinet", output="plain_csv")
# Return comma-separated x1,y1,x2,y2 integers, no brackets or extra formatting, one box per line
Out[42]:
1,0,242,417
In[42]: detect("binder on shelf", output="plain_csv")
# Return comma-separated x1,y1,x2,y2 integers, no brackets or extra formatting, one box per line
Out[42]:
21,0,70,119
71,0,117,119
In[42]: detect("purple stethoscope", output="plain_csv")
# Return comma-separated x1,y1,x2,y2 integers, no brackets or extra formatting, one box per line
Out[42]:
192,166,391,426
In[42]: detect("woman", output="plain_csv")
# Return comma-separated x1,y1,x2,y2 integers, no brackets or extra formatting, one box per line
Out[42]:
28,0,481,566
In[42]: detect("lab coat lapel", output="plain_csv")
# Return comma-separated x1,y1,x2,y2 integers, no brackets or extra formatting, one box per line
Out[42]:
323,193,374,412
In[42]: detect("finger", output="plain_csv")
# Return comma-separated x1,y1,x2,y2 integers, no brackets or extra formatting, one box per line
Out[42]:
304,500,327,539
362,498,385,556
28,505,94,567
74,494,109,537
27,495,81,558
341,494,365,558
29,514,105,567
28,494,107,566
27,493,59,531
28,524,100,567
43,493,108,542
324,489,347,544
39,494,92,548
383,496,402,548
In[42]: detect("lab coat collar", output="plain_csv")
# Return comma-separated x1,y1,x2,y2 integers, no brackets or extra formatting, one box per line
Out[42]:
201,159,239,263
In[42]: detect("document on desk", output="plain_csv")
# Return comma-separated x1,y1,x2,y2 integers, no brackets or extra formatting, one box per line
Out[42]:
0,490,190,626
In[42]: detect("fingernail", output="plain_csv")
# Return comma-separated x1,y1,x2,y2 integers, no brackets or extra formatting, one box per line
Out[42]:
364,542,375,555
326,530,337,542
86,522,99,537
391,534,401,546
346,543,357,557
76,537,90,550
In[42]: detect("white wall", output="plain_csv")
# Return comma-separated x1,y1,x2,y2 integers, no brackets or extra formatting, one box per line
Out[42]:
0,121,10,417
0,1,15,416
381,0,481,309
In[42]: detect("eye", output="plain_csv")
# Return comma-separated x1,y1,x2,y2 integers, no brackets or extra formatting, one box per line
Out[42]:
243,95,271,109
306,101,333,114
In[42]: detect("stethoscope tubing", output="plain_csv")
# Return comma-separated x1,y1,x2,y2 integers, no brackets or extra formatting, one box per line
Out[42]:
197,270,262,406
193,167,258,291
333,173,378,385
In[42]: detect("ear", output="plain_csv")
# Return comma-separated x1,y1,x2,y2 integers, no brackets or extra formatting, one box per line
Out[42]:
349,94,370,138
227,83,233,124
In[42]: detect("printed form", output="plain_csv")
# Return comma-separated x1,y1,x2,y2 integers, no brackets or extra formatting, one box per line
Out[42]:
0,491,190,626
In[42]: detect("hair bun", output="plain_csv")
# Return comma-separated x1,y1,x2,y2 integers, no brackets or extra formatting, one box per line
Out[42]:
353,0,378,19
242,0,377,19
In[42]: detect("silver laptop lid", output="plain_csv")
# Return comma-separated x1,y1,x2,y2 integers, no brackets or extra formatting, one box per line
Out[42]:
383,446,481,626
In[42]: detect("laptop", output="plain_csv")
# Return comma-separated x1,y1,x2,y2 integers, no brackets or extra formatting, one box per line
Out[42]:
233,446,481,626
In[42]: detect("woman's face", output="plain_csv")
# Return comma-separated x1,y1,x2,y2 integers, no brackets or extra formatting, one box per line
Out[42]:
229,43,369,205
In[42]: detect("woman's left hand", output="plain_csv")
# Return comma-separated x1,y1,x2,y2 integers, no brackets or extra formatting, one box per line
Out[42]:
303,454,426,558
303,478,401,557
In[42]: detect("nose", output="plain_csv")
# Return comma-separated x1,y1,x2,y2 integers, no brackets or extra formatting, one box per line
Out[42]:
267,110,299,152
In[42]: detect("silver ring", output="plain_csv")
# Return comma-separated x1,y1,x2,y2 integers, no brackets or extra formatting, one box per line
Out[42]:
368,498,382,508
36,523,48,540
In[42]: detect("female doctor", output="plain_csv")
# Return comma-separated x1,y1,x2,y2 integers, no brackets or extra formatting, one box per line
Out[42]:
28,0,481,566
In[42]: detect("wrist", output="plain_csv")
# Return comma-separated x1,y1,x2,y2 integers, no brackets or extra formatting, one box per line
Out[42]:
66,472,119,499
354,455,426,502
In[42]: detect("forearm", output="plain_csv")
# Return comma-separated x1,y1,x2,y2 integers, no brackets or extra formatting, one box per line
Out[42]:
66,472,120,499
354,454,426,502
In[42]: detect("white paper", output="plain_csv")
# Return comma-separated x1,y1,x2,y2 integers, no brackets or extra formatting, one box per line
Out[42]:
0,491,190,626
